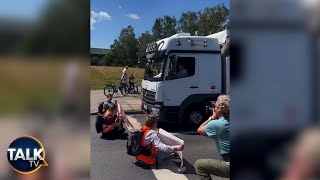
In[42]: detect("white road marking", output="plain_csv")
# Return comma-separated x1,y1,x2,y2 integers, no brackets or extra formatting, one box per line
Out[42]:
152,160,189,180
127,116,142,129
152,169,189,180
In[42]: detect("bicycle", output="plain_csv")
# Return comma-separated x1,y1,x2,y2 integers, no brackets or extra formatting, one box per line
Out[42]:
104,82,128,96
127,80,139,94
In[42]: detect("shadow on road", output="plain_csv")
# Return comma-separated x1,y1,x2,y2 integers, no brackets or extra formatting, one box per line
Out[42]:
172,158,197,175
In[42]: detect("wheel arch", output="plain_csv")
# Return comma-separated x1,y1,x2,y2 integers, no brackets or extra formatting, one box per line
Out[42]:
178,94,220,124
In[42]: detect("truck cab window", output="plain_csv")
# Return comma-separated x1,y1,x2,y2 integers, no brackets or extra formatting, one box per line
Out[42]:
168,56,195,80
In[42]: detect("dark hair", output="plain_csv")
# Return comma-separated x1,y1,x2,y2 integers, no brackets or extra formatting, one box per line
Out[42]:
144,115,157,128
107,103,116,113
106,94,112,98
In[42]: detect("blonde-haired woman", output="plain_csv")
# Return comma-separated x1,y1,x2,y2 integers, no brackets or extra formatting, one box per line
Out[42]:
196,94,230,179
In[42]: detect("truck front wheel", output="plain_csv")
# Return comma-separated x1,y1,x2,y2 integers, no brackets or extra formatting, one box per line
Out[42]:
183,106,205,128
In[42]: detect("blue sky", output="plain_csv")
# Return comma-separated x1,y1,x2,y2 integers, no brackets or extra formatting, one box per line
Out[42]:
0,0,48,21
91,0,230,49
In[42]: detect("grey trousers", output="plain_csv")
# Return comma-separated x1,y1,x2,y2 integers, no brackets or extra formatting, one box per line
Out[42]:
194,159,230,180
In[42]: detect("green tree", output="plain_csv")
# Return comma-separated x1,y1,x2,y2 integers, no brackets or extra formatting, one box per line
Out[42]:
152,16,177,40
137,31,155,58
136,31,155,67
198,4,229,36
162,16,177,38
103,53,113,66
152,18,163,40
104,26,138,67
91,56,100,66
103,39,120,66
118,25,138,66
178,11,199,35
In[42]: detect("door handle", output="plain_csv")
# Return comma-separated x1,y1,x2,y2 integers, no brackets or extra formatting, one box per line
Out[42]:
190,86,198,89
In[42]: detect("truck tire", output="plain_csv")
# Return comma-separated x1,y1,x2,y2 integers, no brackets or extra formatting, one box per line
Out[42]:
183,106,205,128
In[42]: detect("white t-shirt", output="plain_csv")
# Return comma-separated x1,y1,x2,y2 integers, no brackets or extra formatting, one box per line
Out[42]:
144,130,174,152
121,68,127,83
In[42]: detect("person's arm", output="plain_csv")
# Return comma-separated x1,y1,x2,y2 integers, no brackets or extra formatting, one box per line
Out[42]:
122,116,134,128
146,131,183,152
197,118,213,136
197,109,219,135
199,120,217,138
102,124,115,133
114,115,123,127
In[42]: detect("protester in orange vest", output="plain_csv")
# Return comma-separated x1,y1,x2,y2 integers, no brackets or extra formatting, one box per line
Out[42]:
135,115,184,166
101,103,126,140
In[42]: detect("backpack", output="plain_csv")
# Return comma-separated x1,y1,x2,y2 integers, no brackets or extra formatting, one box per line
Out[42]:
95,113,105,133
127,130,158,169
127,130,153,156
127,130,144,156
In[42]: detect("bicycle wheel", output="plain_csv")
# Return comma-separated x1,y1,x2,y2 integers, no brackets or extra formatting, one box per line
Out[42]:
120,83,129,96
104,84,115,96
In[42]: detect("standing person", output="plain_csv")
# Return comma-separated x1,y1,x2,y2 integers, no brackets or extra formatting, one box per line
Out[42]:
195,95,230,179
135,115,184,167
101,102,126,140
120,66,129,90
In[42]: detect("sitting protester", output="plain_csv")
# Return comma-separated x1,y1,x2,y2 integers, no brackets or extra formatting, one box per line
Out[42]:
135,115,184,167
98,94,113,115
195,95,230,179
101,102,126,140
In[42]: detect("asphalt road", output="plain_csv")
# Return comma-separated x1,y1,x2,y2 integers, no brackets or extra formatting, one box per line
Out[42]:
91,114,229,180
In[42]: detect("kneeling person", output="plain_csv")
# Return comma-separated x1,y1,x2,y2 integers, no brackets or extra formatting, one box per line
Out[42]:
195,95,230,179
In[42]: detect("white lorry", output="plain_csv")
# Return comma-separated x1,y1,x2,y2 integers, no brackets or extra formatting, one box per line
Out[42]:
141,30,230,127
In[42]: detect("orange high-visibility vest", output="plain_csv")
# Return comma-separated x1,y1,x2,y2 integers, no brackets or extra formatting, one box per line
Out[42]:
135,126,157,165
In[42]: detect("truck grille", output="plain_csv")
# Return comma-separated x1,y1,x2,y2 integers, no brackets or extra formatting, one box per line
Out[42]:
143,89,156,105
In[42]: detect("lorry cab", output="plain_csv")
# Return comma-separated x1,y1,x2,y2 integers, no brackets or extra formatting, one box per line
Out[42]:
141,30,229,128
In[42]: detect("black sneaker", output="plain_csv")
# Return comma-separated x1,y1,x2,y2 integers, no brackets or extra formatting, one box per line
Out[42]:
100,135,115,140
134,161,151,169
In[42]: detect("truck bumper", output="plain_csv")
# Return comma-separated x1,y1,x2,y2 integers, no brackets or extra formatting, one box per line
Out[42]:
141,100,163,119
141,100,179,123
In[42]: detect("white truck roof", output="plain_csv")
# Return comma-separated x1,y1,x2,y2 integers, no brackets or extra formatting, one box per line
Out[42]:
206,30,229,45
154,33,222,52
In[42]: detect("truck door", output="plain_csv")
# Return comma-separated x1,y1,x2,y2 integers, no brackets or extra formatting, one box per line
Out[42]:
163,54,198,106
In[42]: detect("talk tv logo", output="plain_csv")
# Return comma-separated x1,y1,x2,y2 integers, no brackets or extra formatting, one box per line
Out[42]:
7,136,48,174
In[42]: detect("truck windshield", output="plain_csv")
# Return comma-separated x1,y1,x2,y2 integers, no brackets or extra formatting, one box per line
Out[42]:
144,57,165,81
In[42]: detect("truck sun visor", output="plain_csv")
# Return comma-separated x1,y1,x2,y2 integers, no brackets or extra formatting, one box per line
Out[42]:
146,42,158,53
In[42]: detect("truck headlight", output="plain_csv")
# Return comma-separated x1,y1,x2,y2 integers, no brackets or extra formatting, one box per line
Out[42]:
151,108,160,116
